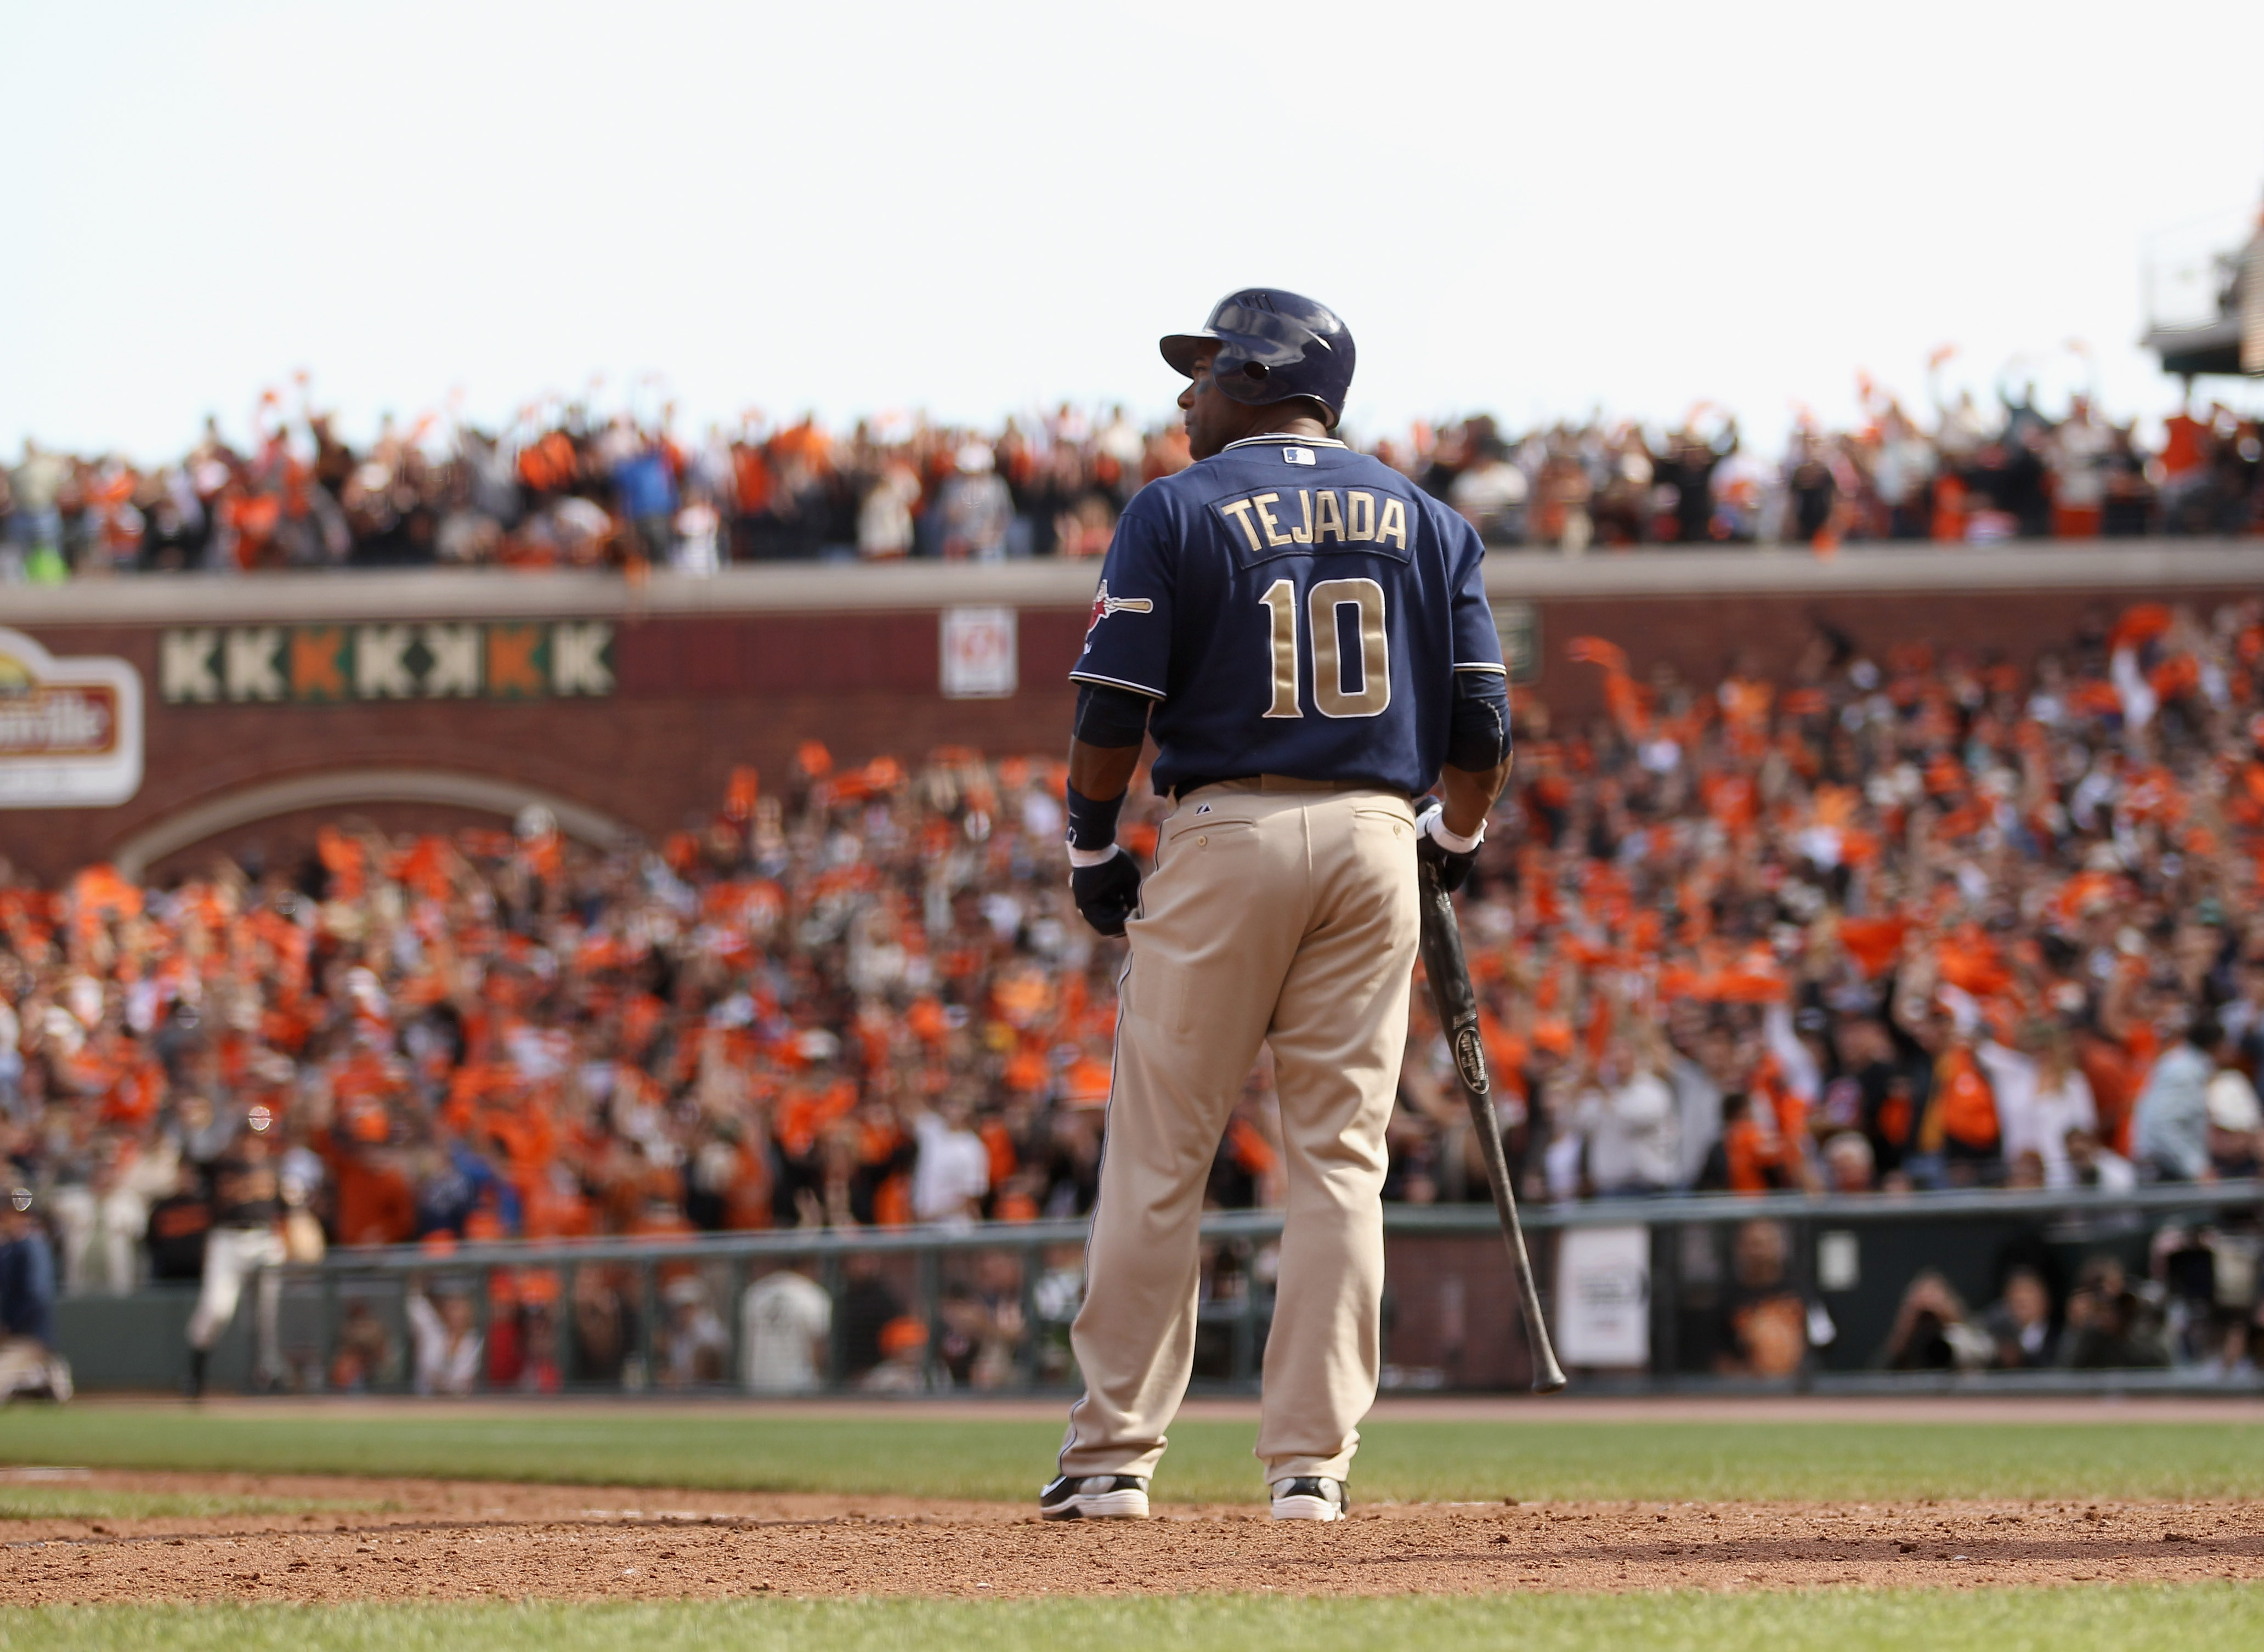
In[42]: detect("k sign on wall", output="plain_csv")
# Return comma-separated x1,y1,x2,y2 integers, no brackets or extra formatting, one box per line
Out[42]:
0,629,144,808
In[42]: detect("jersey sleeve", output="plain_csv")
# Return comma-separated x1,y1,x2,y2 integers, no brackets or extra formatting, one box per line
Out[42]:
1068,493,1173,699
1446,517,1504,675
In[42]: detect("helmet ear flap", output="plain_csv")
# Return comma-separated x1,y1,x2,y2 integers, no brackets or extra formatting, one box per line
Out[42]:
1213,353,1272,407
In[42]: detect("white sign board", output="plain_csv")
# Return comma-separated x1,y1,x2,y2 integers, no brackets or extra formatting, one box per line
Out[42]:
1553,1223,1650,1368
0,627,144,808
940,607,1017,699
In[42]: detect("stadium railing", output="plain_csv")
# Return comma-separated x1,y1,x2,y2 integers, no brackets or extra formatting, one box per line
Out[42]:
237,1180,2264,1400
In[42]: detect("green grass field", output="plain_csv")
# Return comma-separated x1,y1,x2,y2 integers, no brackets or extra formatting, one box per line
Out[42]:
4,1406,2264,1504
2,1587,2261,1652
0,1484,381,1521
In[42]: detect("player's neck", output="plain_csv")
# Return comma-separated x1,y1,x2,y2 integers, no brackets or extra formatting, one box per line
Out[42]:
1241,412,1333,443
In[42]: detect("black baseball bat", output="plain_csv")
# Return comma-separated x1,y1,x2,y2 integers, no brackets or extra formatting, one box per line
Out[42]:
1416,855,1569,1394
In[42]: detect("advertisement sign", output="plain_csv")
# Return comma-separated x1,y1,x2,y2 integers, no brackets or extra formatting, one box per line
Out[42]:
940,607,1017,699
1553,1224,1650,1368
0,627,144,808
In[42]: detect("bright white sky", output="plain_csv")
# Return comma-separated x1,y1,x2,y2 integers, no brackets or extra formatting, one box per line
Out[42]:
6,0,2262,463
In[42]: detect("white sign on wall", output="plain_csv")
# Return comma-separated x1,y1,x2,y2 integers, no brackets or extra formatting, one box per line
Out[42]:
0,627,144,808
940,606,1017,699
1553,1224,1650,1368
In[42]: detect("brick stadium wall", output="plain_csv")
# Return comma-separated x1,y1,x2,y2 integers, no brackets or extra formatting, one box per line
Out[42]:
4,546,2255,884
4,609,1087,883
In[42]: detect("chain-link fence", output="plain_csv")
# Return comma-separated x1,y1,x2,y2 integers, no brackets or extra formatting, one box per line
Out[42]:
225,1181,2264,1399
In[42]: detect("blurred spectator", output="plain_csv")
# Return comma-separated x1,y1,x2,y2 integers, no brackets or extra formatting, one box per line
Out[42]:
406,1280,482,1395
1820,1130,1876,1193
1980,1265,2058,1368
2205,1056,2264,1178
1030,1242,1084,1383
742,1263,831,1393
859,1314,930,1392
659,1276,729,1387
484,1272,562,1394
1441,418,1529,546
327,1300,394,1390
571,1269,638,1386
143,1163,213,1284
49,1138,161,1294
909,1095,989,1228
1880,1270,1993,1371
1711,1219,1827,1379
934,445,1014,561
856,461,920,561
0,1189,57,1348
2065,1129,2138,1193
935,1279,1012,1388
1564,1032,1680,1196
2133,1016,2218,1181
836,1254,906,1381
2058,1257,2171,1369
1976,1025,2097,1189
0,1188,69,1401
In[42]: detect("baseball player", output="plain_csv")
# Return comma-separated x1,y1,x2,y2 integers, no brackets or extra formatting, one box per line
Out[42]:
1040,289,1512,1522
184,1127,287,1397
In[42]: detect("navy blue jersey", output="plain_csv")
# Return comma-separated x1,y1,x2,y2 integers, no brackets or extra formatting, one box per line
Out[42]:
1071,434,1504,798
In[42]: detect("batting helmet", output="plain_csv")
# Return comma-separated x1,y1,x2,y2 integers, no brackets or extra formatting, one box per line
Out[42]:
1161,288,1355,428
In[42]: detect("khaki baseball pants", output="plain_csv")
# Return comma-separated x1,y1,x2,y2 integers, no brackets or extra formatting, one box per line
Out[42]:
1060,780,1418,1486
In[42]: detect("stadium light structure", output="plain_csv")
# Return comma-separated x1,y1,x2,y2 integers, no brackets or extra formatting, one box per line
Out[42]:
2140,189,2264,380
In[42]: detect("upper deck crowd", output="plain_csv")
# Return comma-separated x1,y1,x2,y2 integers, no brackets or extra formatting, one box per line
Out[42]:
5,376,2259,581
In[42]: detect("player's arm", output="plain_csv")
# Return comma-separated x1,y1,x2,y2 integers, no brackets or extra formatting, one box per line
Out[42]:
1421,519,1514,889
1439,750,1512,839
1068,734,1142,806
1064,498,1173,936
1420,674,1513,891
1063,683,1156,937
1439,661,1514,835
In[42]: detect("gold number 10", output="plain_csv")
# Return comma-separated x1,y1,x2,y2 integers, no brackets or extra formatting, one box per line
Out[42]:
1258,577,1391,720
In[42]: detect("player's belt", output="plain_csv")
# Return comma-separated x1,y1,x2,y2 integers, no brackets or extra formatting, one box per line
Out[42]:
1176,774,1389,799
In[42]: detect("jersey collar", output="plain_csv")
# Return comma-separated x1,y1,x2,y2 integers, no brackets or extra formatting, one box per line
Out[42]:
1221,433,1348,452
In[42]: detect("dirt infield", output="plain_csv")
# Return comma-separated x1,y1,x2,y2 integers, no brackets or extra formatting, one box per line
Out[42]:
2,1469,2260,1603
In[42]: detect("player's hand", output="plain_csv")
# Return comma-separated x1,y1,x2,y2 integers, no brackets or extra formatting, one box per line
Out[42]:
1070,846,1141,936
1415,800,1481,895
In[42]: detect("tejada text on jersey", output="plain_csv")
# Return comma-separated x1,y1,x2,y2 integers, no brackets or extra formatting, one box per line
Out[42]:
1212,489,1413,564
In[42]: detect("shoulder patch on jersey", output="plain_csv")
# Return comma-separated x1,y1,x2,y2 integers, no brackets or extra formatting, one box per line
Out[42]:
1282,446,1316,466
1085,580,1154,636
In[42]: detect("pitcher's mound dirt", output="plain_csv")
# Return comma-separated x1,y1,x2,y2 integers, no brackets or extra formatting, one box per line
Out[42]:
2,1470,2260,1603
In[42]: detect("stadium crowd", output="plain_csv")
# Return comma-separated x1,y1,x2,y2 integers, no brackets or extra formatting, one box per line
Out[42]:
4,377,2259,581
6,597,2264,1384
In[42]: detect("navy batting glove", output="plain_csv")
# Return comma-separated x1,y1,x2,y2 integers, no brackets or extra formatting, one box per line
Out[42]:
1414,800,1482,895
1070,847,1142,936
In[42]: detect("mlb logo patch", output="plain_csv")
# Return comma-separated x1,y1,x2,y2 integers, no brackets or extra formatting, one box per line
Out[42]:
1195,802,1212,814
1282,446,1316,466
